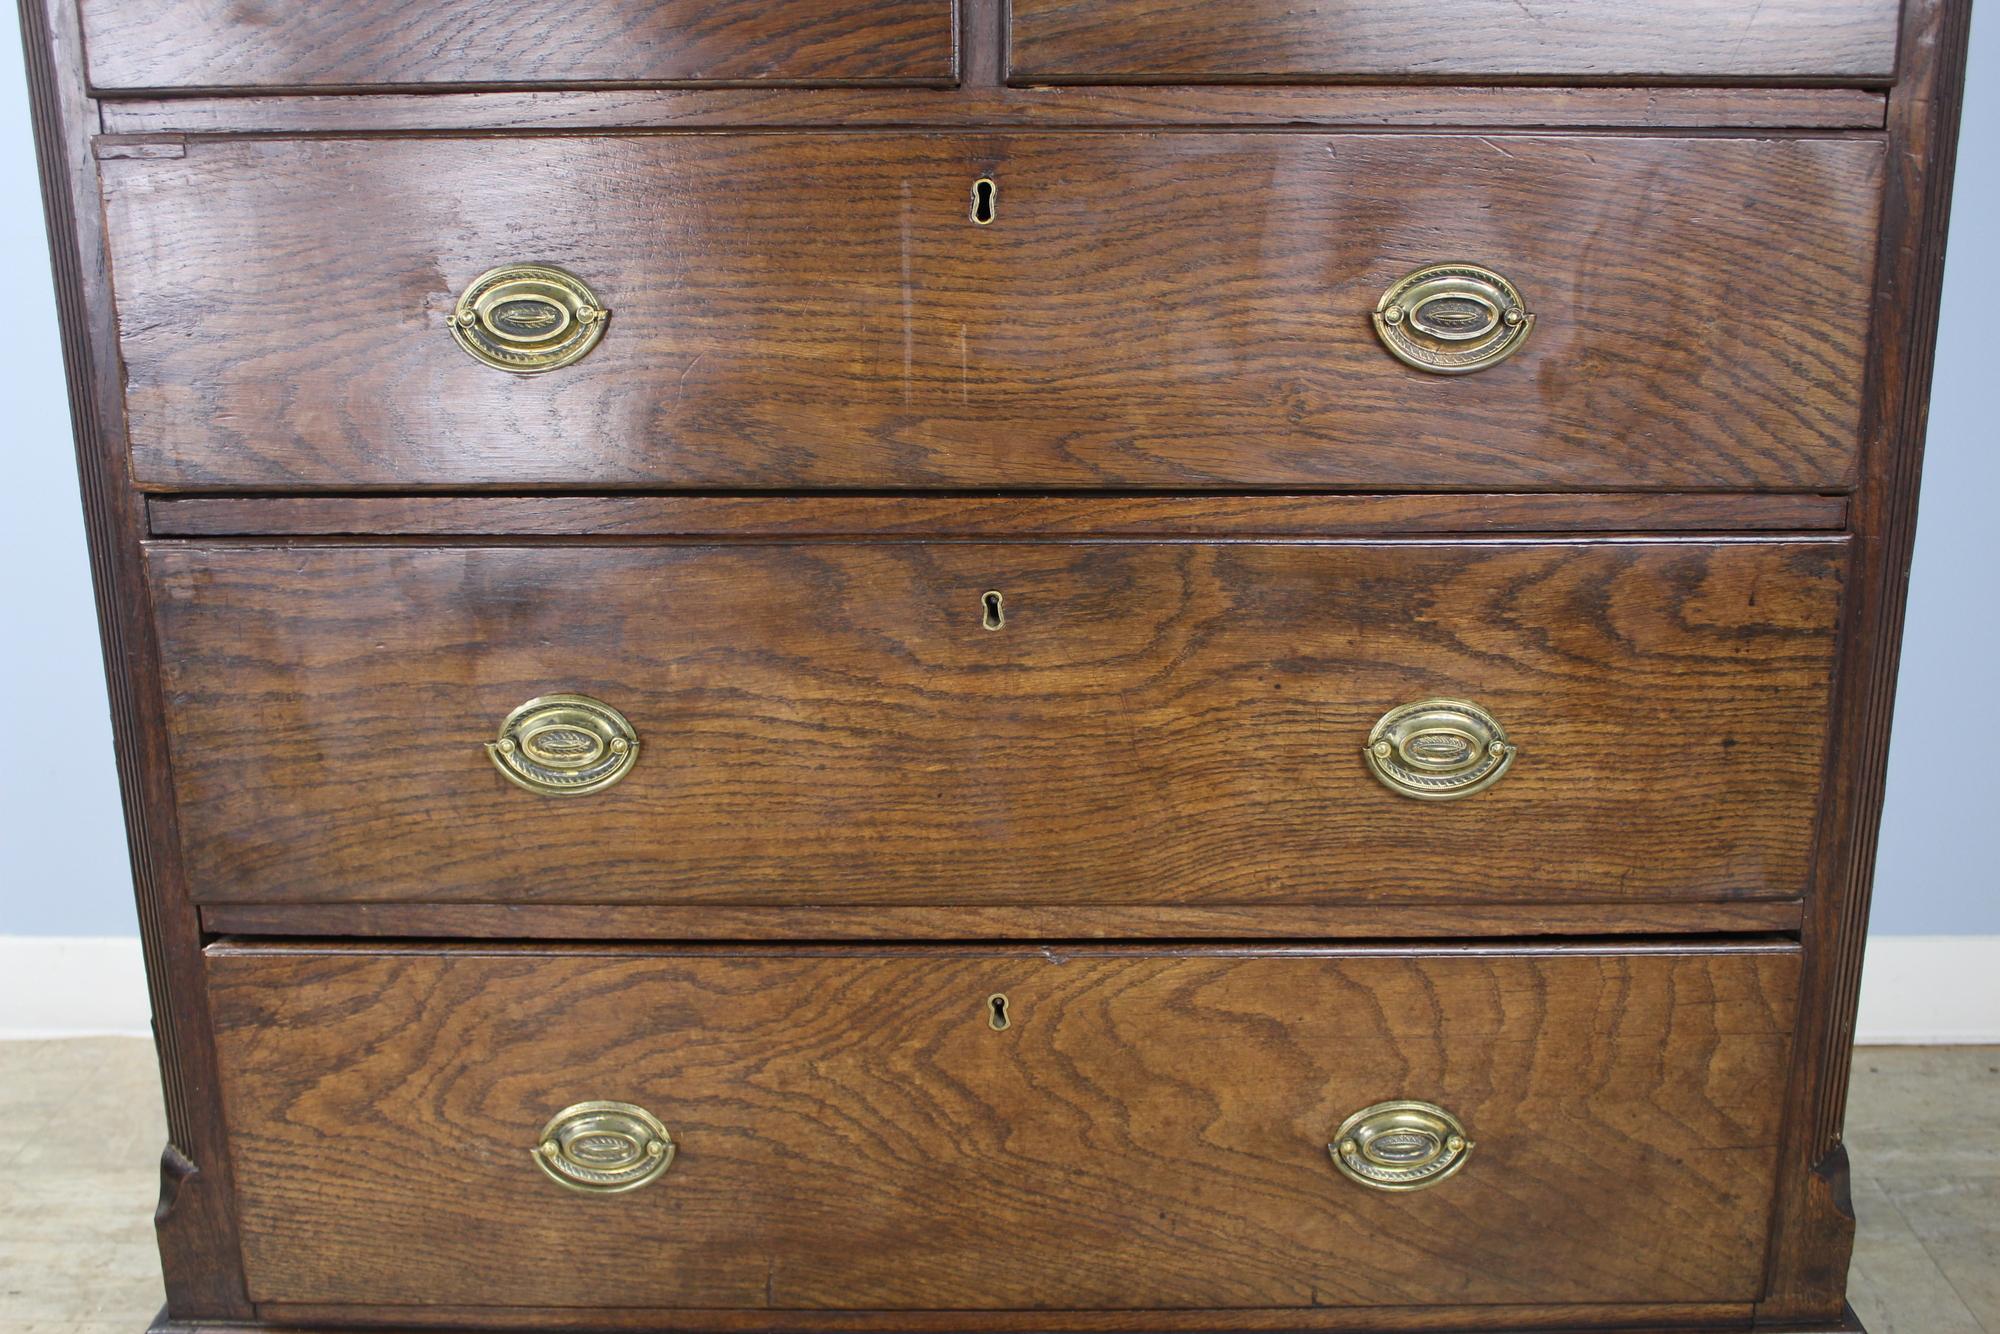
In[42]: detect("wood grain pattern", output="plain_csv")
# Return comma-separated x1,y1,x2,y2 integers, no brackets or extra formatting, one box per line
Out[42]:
145,493,1850,539
206,942,1801,1310
1008,0,1900,82
1759,0,1977,1322
148,539,1843,909
95,85,1889,136
101,133,1882,492
199,899,1807,942
157,1305,1768,1334
79,0,955,92
16,0,251,1315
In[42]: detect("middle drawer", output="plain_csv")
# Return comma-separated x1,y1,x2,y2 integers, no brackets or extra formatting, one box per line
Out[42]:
100,132,1882,491
149,538,1842,910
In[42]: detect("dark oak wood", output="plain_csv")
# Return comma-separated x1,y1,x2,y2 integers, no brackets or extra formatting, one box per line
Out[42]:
15,0,250,1316
1758,0,1976,1324
1008,0,1900,83
22,0,1974,1322
79,0,955,93
1761,1309,1869,1334
101,133,1882,493
146,493,1850,540
153,1303,1768,1333
200,899,1807,942
206,941,1800,1311
96,84,1888,136
149,539,1842,910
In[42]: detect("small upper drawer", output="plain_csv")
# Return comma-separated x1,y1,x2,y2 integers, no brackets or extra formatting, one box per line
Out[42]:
1008,0,1900,83
78,0,955,93
101,133,1882,492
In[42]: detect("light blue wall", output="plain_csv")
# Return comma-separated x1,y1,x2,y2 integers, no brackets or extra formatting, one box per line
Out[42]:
1871,1,1999,933
1,1,134,934
1,4,1994,936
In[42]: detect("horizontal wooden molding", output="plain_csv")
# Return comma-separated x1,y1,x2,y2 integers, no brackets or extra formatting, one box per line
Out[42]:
148,493,1851,539
198,901,1809,942
97,86,1889,137
14,933,1996,1043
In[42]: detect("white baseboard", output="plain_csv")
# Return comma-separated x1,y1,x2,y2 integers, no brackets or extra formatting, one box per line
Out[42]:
0,936,150,1039
1853,934,2000,1044
1,933,1995,1043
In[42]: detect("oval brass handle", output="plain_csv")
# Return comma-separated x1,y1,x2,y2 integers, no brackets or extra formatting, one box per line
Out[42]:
1364,698,1515,801
487,693,639,797
1372,263,1533,374
1330,1101,1473,1192
448,263,609,373
534,1101,675,1194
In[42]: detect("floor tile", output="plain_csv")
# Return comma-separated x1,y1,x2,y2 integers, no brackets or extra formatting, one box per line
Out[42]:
1846,1047,2000,1176
1880,1171,2000,1330
1848,1172,1988,1333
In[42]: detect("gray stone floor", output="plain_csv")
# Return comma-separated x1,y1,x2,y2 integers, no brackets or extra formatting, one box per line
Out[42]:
0,1040,1992,1332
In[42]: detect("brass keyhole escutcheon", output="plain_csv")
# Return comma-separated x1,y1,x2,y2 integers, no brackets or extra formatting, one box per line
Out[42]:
982,590,1006,630
970,177,997,226
988,993,1011,1030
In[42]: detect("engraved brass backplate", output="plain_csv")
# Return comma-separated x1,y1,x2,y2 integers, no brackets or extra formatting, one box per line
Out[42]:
534,1101,675,1194
487,693,639,797
1373,263,1534,374
1364,698,1516,801
448,264,608,373
1330,1101,1473,1192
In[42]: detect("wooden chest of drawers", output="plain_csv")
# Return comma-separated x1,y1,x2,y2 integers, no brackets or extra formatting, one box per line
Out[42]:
21,0,1970,1330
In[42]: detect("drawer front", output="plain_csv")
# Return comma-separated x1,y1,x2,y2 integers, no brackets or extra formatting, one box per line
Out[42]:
102,133,1881,491
79,0,955,92
208,942,1800,1311
1009,0,1900,82
149,539,1842,909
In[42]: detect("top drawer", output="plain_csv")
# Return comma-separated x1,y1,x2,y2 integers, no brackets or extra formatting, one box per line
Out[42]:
101,133,1881,492
78,0,956,93
1009,0,1901,83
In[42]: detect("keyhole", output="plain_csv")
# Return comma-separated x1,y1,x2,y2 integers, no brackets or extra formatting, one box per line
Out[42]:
982,590,1005,630
988,993,1011,1031
970,177,997,226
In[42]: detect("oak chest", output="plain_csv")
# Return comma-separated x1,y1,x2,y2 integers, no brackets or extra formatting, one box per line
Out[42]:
22,0,1971,1330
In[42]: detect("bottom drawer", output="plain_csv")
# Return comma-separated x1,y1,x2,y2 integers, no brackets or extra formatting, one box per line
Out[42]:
208,941,1799,1314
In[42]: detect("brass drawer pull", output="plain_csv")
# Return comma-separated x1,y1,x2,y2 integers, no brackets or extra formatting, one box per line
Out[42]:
1373,263,1533,374
487,693,639,797
1364,698,1515,801
448,263,609,373
534,1101,675,1194
1330,1101,1473,1192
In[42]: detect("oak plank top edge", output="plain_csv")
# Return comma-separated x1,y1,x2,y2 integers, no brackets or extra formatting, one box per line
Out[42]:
145,493,1852,539
199,901,1810,942
95,86,1891,136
